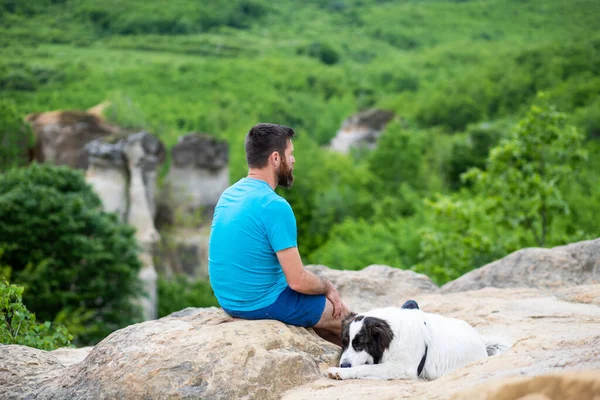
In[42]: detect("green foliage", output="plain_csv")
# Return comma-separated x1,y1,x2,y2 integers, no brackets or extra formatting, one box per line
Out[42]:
0,164,143,345
416,101,590,284
0,281,72,351
0,100,34,172
463,99,587,246
447,122,505,189
158,275,219,317
1,0,599,290
297,42,341,65
414,195,499,285
308,209,424,271
368,121,427,192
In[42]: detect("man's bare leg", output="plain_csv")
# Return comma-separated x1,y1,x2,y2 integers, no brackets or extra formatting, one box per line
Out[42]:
313,299,347,346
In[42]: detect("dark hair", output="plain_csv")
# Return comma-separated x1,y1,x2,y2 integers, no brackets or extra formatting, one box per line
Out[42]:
244,123,295,168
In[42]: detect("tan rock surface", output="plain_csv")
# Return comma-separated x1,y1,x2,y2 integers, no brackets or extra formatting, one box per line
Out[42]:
283,285,600,400
1,308,339,400
442,239,600,293
307,264,440,313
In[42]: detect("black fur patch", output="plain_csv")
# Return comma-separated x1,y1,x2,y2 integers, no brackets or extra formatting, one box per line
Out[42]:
340,312,357,353
355,317,394,365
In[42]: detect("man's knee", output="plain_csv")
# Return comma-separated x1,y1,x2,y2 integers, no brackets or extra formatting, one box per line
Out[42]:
314,298,348,330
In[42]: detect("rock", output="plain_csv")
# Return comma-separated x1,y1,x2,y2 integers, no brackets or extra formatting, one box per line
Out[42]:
282,285,600,400
84,131,165,320
0,345,65,399
3,262,600,400
2,308,339,400
328,109,395,154
25,107,119,169
448,370,600,400
84,138,128,220
156,227,211,278
306,264,440,313
165,132,229,210
158,132,229,278
123,132,162,248
442,238,600,293
50,347,93,366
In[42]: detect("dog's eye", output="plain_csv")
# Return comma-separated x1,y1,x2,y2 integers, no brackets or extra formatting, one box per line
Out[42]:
352,335,365,348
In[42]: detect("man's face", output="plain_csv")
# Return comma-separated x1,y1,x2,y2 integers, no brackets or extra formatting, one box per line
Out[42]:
277,141,295,189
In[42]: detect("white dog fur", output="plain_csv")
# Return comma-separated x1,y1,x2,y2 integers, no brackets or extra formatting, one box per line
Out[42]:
327,302,510,381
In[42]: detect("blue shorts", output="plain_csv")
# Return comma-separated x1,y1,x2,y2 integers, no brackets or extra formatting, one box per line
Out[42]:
222,286,326,327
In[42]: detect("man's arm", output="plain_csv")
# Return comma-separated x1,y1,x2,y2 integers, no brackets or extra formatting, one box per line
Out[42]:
277,246,345,318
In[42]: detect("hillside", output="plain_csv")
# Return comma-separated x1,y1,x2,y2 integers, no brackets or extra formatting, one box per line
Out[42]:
2,0,600,281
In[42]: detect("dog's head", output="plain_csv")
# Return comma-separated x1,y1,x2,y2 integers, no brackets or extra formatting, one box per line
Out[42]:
338,312,394,368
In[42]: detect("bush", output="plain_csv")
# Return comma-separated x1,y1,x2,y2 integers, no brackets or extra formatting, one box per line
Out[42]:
0,163,143,345
158,275,219,317
446,122,505,189
298,42,340,65
0,281,72,351
368,121,427,192
0,100,34,171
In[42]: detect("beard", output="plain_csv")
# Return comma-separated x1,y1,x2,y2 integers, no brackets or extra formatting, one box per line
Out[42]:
277,157,295,189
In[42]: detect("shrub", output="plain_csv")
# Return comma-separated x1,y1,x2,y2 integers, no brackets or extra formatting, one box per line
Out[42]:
298,42,340,65
463,99,587,246
0,163,143,345
0,280,72,351
0,100,34,171
446,122,505,189
158,275,219,317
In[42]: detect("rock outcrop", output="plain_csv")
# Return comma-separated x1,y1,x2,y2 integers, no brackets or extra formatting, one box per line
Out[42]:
25,106,119,169
1,308,339,400
442,238,600,293
2,240,600,400
85,131,166,320
283,285,600,400
307,264,440,312
164,132,229,212
156,132,229,278
328,108,395,154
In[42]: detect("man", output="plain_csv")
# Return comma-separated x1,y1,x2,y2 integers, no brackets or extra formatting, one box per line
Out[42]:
208,123,348,345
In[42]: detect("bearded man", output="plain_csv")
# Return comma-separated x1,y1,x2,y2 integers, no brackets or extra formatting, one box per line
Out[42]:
208,123,349,345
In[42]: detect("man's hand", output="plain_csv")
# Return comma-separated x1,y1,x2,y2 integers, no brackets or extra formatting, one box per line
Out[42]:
324,282,347,319
277,247,349,317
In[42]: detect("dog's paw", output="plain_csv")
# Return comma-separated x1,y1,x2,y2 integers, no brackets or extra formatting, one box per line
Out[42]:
327,367,346,380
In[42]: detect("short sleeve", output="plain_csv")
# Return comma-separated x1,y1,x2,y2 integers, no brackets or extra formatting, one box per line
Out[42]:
261,198,297,252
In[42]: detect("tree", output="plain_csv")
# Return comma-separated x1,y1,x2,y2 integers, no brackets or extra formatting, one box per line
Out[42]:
416,99,587,284
0,100,33,172
463,98,587,246
0,163,144,344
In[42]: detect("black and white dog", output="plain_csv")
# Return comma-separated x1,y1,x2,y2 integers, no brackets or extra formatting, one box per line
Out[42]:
327,300,510,380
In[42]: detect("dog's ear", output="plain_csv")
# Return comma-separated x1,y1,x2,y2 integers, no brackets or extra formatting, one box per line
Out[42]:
363,317,394,363
340,312,357,349
342,312,357,331
366,318,394,344
401,300,419,310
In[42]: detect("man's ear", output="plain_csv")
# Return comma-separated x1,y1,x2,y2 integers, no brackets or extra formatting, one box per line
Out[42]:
270,150,281,164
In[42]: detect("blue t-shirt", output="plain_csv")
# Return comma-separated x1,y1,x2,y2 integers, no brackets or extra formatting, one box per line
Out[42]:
208,177,297,311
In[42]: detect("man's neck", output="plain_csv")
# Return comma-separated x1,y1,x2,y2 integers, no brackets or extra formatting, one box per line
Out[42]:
247,169,277,190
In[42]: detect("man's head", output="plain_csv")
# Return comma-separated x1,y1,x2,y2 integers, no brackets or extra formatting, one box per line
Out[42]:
245,123,296,188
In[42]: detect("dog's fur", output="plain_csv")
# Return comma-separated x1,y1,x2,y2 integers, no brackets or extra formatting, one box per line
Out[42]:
327,300,510,381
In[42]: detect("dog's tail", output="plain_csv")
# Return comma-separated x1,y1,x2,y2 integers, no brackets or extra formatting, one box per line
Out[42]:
480,335,511,356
